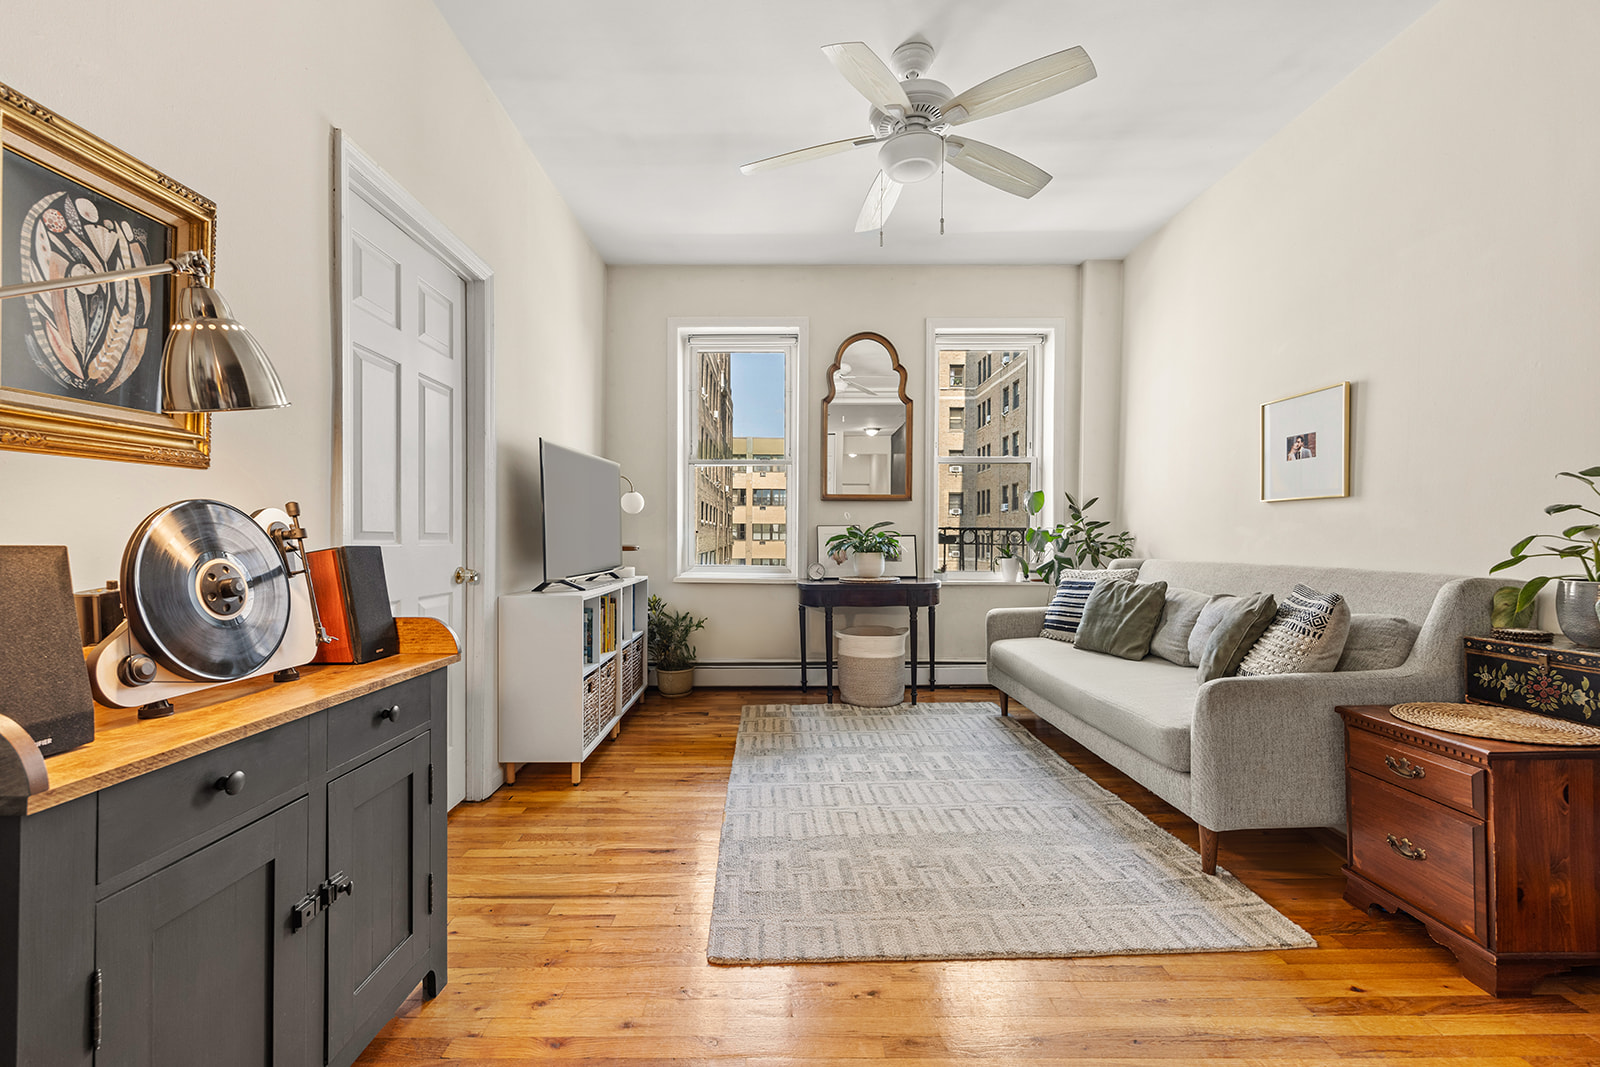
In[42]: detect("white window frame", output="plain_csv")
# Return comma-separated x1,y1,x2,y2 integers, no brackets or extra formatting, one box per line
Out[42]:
925,321,1065,583
670,319,806,583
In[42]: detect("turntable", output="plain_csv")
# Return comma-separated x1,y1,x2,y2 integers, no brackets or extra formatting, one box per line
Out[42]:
86,499,332,717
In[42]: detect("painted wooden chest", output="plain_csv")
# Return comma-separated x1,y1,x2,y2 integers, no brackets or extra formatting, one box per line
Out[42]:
1463,635,1600,725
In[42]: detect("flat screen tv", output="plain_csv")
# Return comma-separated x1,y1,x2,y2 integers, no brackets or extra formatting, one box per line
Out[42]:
538,439,622,590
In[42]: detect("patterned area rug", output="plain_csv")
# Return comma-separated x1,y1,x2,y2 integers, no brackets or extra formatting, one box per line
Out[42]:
708,702,1314,964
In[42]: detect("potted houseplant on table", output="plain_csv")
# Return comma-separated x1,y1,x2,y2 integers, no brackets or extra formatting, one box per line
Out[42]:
647,594,707,697
825,521,903,578
1492,463,1600,647
1018,490,1135,588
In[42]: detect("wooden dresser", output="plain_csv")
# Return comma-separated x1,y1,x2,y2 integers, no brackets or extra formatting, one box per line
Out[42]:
1338,704,1600,995
0,618,457,1066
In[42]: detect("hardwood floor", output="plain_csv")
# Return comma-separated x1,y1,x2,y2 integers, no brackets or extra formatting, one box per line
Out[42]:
357,687,1600,1065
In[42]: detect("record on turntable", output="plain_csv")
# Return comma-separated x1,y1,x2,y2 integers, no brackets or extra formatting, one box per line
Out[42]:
87,499,332,717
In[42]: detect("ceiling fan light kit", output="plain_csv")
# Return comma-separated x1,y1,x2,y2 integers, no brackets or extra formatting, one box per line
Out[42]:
742,35,1097,233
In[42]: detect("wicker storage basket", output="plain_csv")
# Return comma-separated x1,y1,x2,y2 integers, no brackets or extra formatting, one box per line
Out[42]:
620,637,645,704
836,626,908,708
583,657,618,746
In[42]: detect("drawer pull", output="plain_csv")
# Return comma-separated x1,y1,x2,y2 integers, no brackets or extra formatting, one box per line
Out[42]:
379,704,400,723
1386,833,1427,861
214,771,246,796
1384,754,1425,779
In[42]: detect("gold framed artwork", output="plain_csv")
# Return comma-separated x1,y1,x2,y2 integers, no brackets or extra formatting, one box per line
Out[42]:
0,82,215,467
1261,381,1351,502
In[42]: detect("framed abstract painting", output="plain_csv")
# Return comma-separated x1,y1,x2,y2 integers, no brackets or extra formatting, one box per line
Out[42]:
1261,381,1351,502
0,82,216,467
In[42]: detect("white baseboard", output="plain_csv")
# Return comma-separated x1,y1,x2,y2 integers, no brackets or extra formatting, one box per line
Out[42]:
650,662,991,688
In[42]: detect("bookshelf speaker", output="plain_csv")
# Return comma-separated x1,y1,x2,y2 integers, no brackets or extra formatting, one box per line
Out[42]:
0,546,95,756
309,546,399,664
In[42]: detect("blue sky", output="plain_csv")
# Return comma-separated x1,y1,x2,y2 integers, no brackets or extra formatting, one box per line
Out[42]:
730,352,785,438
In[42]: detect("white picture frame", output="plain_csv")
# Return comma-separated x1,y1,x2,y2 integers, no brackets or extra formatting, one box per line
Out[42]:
816,526,917,578
1261,382,1351,502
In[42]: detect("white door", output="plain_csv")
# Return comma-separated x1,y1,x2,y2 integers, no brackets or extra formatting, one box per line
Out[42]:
345,194,468,808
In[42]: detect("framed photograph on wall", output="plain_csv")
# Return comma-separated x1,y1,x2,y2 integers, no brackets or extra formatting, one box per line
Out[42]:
0,82,217,467
1261,381,1351,502
816,525,918,578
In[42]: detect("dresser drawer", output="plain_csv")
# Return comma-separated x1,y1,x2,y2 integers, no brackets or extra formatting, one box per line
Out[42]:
1348,771,1488,945
1348,727,1486,816
98,717,311,883
326,674,431,769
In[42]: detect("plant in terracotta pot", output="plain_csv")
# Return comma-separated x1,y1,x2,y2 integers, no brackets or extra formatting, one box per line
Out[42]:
1492,464,1600,647
825,521,902,578
647,594,707,697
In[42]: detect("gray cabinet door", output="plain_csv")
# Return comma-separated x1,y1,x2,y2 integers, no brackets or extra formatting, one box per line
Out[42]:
325,734,430,1058
94,798,312,1067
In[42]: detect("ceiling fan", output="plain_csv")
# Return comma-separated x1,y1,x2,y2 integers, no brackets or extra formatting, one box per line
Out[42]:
741,36,1097,232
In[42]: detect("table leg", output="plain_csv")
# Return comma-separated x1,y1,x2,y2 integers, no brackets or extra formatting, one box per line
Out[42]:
799,604,808,692
825,606,835,703
909,605,919,705
928,602,937,690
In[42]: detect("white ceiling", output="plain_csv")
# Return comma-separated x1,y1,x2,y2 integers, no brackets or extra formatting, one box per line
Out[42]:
434,1,1436,266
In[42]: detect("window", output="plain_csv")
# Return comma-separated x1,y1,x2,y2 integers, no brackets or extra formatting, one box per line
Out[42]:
948,407,963,430
674,324,802,580
949,364,964,386
929,332,1052,577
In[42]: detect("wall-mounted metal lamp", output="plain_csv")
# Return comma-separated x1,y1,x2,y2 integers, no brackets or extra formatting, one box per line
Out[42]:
0,250,287,412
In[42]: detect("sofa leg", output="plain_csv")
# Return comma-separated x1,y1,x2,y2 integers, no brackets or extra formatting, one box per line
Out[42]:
1198,826,1219,875
998,690,1009,716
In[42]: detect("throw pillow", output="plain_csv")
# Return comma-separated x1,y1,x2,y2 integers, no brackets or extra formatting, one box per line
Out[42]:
1150,587,1220,667
1039,569,1135,643
1236,584,1352,676
1187,595,1239,664
1196,593,1278,683
1075,580,1169,660
1336,614,1422,671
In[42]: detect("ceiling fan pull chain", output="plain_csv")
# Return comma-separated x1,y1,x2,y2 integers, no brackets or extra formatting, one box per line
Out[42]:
940,144,946,236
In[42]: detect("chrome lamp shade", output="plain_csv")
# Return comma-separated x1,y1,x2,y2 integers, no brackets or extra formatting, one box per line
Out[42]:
162,284,288,412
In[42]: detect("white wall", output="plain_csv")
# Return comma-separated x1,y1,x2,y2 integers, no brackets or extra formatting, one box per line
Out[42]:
0,0,605,593
1122,0,1599,601
605,265,1089,669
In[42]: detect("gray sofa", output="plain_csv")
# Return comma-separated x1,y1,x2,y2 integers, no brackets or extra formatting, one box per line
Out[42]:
985,559,1507,872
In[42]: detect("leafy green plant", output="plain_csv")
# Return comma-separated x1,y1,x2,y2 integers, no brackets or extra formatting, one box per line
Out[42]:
1018,491,1135,586
647,594,707,671
824,521,902,563
1492,464,1600,615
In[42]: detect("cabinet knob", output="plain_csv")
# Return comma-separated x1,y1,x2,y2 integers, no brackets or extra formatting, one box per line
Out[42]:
214,770,246,796
379,704,400,723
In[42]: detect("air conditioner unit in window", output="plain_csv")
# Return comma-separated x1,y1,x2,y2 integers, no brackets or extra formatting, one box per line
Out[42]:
1000,503,1010,512
949,465,962,473
948,507,962,515
1002,354,1013,365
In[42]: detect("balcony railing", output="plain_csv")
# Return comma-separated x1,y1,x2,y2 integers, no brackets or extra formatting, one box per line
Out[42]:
934,524,1028,573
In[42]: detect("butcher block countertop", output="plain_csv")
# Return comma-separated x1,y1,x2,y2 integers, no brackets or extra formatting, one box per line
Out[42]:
12,616,459,816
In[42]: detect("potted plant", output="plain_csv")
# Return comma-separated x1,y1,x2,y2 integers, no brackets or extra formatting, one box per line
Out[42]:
825,521,902,578
1018,490,1135,587
1492,464,1600,647
995,541,1024,583
647,594,707,697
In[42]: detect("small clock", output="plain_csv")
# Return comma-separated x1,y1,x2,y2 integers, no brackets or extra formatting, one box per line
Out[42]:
807,563,826,580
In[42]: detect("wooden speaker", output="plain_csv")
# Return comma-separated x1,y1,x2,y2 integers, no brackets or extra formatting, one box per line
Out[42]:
308,546,399,664
0,546,95,756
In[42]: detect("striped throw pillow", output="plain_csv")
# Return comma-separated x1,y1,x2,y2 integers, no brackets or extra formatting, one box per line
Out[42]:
1040,569,1135,643
1236,583,1352,676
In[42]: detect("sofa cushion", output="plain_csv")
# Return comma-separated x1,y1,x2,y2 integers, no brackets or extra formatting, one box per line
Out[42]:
1337,614,1422,671
1237,584,1352,676
1075,580,1168,660
1150,587,1219,667
1040,569,1135,643
990,636,1201,771
1196,593,1278,682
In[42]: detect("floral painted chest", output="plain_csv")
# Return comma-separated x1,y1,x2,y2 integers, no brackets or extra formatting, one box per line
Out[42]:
1463,636,1600,724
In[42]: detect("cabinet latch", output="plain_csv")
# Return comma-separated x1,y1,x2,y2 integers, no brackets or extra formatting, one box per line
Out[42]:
291,871,356,931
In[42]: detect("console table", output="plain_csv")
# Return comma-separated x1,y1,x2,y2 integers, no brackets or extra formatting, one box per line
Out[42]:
798,579,940,704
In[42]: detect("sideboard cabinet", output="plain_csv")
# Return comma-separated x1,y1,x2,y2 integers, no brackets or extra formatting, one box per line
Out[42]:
0,621,455,1066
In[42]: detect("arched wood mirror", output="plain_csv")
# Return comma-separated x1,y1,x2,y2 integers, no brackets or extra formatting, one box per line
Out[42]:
822,332,913,500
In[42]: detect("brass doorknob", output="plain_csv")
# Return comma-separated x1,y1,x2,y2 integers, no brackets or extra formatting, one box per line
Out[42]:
453,566,481,585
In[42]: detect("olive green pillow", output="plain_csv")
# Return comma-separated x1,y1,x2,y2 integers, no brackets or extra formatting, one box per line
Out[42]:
1074,580,1168,660
1196,593,1278,682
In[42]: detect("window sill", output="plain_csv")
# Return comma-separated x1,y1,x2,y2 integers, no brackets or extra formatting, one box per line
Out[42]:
934,572,1051,586
675,572,798,584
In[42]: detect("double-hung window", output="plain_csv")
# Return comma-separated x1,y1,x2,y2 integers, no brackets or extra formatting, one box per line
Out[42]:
930,332,1050,577
674,324,803,580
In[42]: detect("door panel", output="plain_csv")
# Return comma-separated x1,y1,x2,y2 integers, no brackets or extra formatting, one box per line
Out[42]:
95,799,312,1067
326,736,430,1057
353,345,401,543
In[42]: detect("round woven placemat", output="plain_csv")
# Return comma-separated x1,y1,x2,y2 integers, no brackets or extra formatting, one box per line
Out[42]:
1390,702,1600,746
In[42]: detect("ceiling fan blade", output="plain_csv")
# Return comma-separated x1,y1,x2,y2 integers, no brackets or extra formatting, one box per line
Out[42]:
943,46,1096,125
854,172,904,232
740,136,878,175
945,137,1052,198
822,42,912,112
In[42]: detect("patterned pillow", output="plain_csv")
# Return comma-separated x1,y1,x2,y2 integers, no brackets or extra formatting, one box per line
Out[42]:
1040,569,1135,642
1236,584,1352,676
